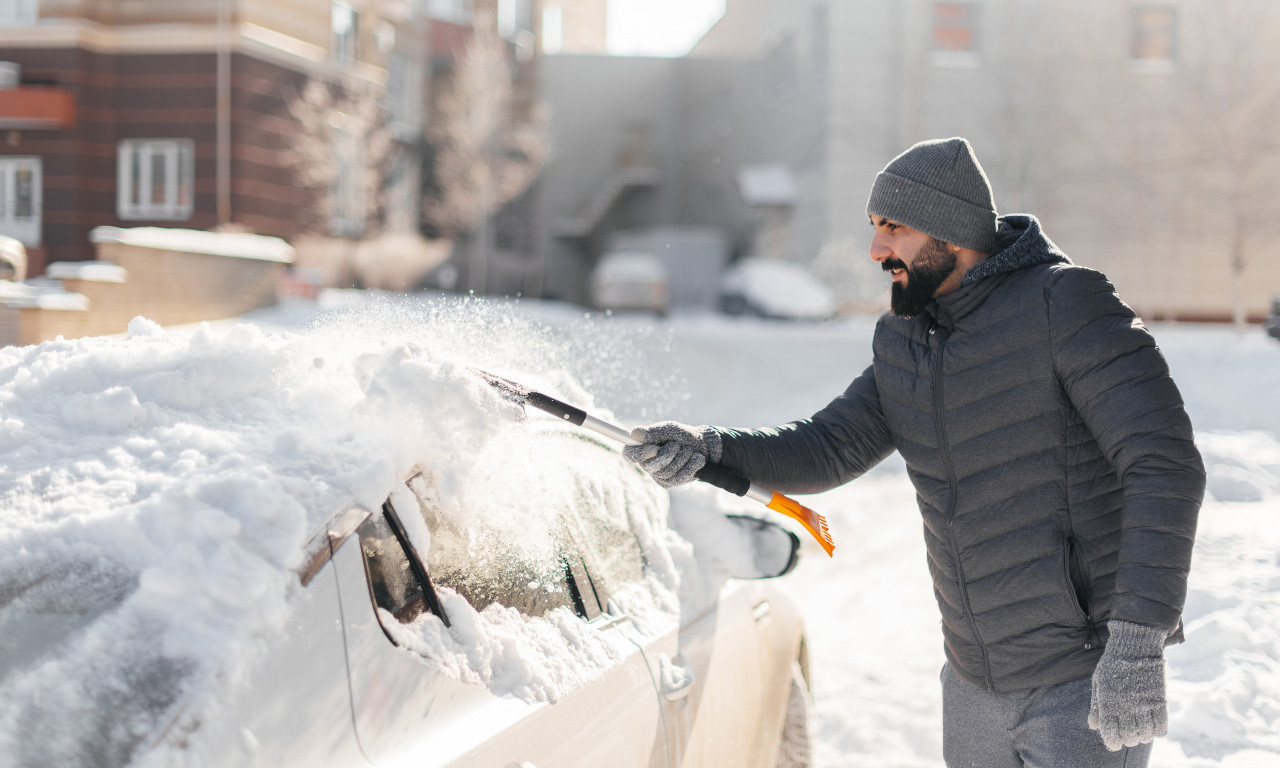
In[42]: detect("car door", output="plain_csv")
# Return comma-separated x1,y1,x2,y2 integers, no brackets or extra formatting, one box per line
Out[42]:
629,566,805,767
331,477,669,768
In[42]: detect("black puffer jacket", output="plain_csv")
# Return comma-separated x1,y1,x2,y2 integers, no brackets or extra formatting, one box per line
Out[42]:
714,215,1205,692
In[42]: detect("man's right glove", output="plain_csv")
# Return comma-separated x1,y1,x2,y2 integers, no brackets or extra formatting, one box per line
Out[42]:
623,421,723,488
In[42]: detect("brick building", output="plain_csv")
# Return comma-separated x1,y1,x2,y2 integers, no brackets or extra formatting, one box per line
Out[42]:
0,0,541,283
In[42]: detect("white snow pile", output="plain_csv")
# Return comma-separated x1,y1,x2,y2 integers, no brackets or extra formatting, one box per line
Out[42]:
0,299,751,767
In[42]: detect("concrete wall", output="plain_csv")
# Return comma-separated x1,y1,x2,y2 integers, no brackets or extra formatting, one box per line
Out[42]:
535,54,683,303
694,0,1280,321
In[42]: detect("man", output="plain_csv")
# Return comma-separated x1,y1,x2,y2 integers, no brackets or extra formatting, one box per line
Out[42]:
625,137,1204,767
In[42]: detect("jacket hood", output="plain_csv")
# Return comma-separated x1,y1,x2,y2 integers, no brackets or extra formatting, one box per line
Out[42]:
922,214,1070,329
960,214,1071,287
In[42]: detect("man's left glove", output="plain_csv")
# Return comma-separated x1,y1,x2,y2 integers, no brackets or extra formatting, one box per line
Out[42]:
1088,620,1169,751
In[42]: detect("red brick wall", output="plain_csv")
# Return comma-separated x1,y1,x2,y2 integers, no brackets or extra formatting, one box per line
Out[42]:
0,49,314,273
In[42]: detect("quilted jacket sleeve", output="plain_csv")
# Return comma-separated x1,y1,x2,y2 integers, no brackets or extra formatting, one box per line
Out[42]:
711,364,896,495
1047,267,1205,634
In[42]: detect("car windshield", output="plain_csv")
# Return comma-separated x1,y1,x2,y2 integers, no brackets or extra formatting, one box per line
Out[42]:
399,432,646,620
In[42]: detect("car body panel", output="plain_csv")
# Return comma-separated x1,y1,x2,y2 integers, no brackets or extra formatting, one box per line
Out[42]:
154,552,370,768
329,536,669,768
645,579,803,768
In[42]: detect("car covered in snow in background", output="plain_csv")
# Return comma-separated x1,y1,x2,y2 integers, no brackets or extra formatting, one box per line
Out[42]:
0,309,810,768
720,258,836,321
1264,293,1280,340
588,250,671,316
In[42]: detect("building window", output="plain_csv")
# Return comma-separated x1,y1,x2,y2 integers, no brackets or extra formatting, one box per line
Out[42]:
384,52,423,140
812,3,829,79
762,34,798,103
541,4,562,54
0,0,38,27
331,1,359,66
330,124,365,237
423,0,471,25
497,0,531,40
1130,6,1177,73
117,140,194,221
931,2,981,68
0,156,41,246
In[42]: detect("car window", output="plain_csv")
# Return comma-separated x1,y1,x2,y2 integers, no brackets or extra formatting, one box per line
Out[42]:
561,487,645,609
357,510,431,625
397,473,583,618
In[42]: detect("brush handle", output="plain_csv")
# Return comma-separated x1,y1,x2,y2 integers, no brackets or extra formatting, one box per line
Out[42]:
512,379,832,554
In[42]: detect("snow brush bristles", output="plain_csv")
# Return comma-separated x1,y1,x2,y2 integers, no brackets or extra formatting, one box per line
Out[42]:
471,368,835,557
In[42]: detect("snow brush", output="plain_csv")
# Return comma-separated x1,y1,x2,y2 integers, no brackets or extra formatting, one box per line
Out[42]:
471,368,835,557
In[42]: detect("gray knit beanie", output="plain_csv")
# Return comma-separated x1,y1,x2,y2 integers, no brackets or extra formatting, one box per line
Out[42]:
866,137,998,253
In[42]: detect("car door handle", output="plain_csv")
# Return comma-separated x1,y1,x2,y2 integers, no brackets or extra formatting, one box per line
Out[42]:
659,653,695,701
753,599,771,623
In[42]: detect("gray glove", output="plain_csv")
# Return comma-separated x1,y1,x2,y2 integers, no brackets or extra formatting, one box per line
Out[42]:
1088,620,1169,751
623,421,723,488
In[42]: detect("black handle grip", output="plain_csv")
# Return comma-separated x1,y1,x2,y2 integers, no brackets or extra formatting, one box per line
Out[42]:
695,461,751,497
526,391,587,426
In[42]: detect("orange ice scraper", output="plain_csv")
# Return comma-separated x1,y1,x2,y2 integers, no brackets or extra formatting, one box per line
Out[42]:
472,368,835,557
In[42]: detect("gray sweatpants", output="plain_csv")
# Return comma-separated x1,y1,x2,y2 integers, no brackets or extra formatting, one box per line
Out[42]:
941,663,1153,768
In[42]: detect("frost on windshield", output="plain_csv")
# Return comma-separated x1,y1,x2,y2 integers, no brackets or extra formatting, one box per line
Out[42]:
374,427,685,703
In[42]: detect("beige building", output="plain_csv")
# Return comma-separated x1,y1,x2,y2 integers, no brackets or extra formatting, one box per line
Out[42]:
537,0,1280,321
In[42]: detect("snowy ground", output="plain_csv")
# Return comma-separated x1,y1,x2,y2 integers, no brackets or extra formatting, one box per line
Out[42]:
3,290,1278,766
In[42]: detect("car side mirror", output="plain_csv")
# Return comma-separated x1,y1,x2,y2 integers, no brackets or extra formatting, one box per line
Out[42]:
724,514,801,579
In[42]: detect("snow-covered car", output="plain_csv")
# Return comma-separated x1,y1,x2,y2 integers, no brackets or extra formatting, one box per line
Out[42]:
1264,293,1280,340
0,311,810,768
589,251,671,315
720,258,836,321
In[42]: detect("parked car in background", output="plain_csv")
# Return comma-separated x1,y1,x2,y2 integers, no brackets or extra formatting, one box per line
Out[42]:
589,250,671,315
1265,294,1280,340
720,258,837,321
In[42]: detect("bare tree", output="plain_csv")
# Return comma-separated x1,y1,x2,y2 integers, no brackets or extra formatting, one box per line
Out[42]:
424,11,548,294
285,77,394,266
1176,0,1280,329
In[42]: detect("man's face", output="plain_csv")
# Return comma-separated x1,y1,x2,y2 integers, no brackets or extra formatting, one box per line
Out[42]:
868,216,959,318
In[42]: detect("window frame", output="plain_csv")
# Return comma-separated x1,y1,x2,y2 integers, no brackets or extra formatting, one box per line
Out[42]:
422,0,472,25
116,139,195,222
0,155,41,247
331,1,360,67
356,500,451,643
1129,4,1178,74
328,121,366,237
930,1,982,69
0,0,37,27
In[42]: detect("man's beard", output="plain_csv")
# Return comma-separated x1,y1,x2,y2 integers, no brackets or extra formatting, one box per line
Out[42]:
886,238,958,319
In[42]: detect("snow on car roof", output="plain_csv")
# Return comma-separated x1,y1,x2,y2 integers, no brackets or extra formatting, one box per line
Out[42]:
0,299,749,765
